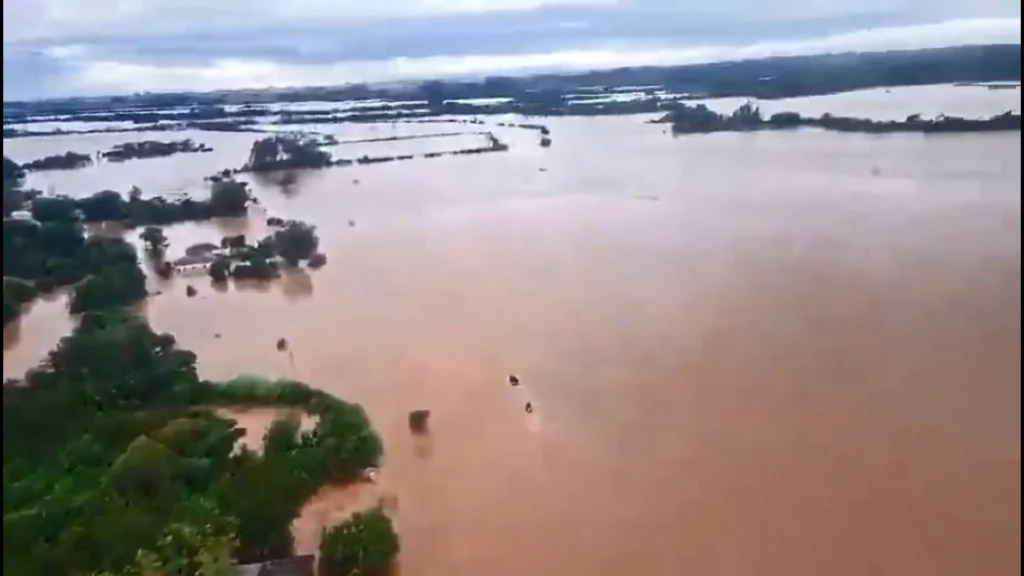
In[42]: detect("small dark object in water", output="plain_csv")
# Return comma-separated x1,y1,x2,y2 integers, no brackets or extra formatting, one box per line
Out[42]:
348,220,355,227
185,285,197,297
525,402,533,413
408,409,431,434
276,337,288,351
509,374,520,386
308,252,327,269
214,333,221,339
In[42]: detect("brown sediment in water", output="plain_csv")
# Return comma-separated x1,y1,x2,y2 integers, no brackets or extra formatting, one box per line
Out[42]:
3,110,1021,576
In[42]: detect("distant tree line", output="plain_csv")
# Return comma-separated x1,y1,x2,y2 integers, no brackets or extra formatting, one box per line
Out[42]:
4,44,1019,125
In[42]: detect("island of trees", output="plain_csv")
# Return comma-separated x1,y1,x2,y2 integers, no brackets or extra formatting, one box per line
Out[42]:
101,139,213,161
659,102,1022,135
8,140,213,174
232,132,511,174
4,153,397,575
21,151,94,171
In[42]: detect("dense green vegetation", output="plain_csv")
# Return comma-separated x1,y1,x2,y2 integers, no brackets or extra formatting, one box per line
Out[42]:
662,102,1022,135
4,156,154,324
3,308,398,575
3,213,146,322
319,507,401,576
1,154,256,323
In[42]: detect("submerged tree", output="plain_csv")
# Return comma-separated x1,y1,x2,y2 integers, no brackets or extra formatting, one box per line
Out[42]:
272,221,320,266
244,136,332,172
140,226,169,259
318,507,399,576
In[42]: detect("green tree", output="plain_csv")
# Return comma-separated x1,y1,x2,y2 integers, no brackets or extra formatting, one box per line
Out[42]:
70,263,148,314
208,257,230,284
318,507,399,576
272,221,319,266
78,190,128,222
140,226,169,258
209,180,249,217
31,196,80,223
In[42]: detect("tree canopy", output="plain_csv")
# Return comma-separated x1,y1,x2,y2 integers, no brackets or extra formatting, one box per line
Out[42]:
4,309,395,575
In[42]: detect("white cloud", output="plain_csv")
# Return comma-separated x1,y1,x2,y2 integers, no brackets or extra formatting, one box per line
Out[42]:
3,0,614,43
4,0,1020,45
52,18,1021,95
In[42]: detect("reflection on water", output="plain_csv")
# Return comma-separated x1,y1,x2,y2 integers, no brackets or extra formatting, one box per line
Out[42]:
3,85,1021,576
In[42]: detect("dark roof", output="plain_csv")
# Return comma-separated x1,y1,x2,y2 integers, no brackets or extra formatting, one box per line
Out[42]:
234,555,315,576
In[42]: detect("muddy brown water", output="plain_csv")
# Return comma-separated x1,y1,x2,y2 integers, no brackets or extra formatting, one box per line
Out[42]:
4,86,1021,575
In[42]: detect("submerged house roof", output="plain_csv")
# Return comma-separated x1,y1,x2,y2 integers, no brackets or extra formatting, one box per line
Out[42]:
233,554,315,576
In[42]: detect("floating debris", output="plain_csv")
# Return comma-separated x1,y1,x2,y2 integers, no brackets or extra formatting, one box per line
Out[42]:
276,337,288,352
365,467,380,482
408,409,431,434
380,492,399,513
509,374,520,386
525,402,534,414
185,285,197,298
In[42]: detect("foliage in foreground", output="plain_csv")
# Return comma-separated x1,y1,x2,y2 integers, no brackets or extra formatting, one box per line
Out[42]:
3,309,391,575
319,507,401,576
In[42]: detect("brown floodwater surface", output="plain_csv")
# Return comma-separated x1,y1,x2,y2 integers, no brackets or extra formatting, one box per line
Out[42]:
3,87,1021,576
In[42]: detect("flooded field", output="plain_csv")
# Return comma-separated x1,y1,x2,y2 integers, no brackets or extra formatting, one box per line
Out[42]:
4,84,1021,576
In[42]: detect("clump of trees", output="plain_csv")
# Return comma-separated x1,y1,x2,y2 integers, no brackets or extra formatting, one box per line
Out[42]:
205,221,323,283
272,221,319,266
663,102,1023,135
140,226,169,259
3,156,28,216
21,151,94,171
68,261,148,313
3,214,147,323
3,307,394,574
4,152,249,226
71,179,250,225
319,507,400,576
101,139,212,162
208,180,250,217
243,136,332,172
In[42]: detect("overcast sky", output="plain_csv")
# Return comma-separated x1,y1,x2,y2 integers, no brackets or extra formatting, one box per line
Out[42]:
2,0,1020,100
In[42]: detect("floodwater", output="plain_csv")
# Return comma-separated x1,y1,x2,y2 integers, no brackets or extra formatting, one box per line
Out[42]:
4,85,1021,576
